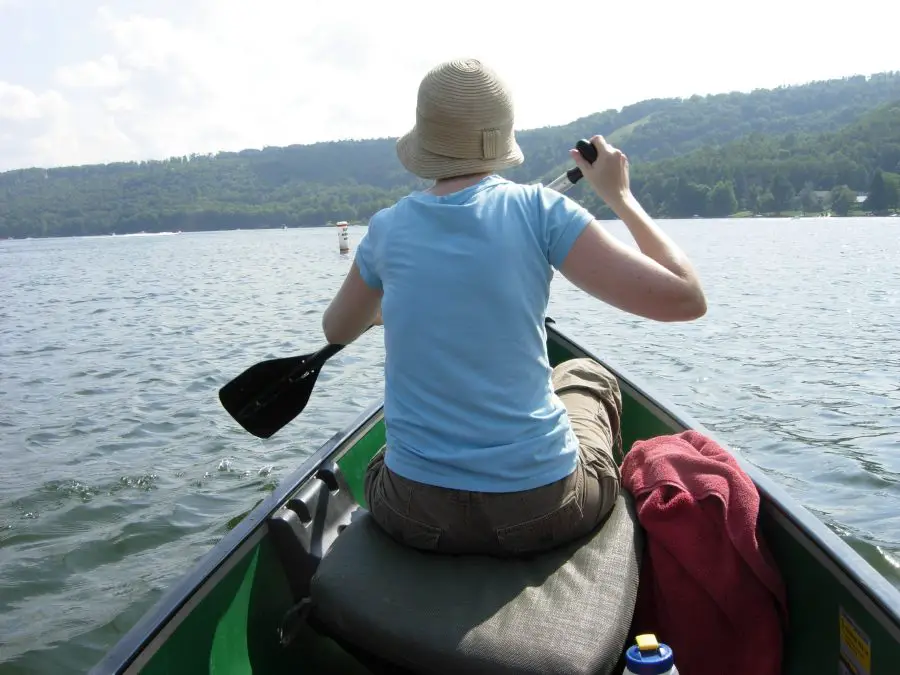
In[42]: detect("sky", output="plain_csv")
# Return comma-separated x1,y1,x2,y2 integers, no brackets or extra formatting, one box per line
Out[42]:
0,0,897,172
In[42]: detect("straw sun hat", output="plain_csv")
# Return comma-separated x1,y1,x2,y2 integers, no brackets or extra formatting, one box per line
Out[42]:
396,58,525,180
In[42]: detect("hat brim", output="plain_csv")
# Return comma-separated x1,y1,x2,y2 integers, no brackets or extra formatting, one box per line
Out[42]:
396,126,524,181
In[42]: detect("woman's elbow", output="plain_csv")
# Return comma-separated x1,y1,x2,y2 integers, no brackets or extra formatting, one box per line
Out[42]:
686,294,708,320
666,289,707,322
322,311,342,345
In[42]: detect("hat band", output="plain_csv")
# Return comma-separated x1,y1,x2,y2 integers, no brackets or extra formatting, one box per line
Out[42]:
482,129,500,159
417,115,512,160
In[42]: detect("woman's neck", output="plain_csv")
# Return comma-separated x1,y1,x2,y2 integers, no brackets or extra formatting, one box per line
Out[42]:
427,172,492,196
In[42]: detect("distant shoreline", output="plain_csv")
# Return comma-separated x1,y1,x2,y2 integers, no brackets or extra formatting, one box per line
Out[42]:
727,210,899,219
2,213,897,242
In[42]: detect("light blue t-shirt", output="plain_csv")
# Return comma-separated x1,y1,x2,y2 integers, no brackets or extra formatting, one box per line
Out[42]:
355,174,595,493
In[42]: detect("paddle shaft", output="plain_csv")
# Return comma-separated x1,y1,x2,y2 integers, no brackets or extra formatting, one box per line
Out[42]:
545,139,598,193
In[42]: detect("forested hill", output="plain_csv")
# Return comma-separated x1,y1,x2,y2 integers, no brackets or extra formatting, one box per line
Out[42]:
2,71,900,239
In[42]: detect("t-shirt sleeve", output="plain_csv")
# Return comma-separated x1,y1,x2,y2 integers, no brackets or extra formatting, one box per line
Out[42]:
354,220,383,291
537,185,595,269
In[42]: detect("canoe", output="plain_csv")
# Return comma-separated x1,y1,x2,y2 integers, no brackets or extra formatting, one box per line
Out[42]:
91,318,900,674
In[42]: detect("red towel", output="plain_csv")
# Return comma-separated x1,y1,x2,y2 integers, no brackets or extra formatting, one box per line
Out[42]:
621,430,788,675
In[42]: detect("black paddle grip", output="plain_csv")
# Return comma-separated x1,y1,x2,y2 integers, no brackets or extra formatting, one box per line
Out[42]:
566,138,599,185
576,138,599,163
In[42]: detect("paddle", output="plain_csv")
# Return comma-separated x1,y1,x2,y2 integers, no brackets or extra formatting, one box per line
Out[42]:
219,341,351,439
219,139,600,439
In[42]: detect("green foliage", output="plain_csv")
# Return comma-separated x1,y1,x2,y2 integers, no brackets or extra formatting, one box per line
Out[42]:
770,173,796,214
709,181,739,217
864,170,900,212
579,99,900,218
798,183,824,213
2,72,900,238
831,186,857,216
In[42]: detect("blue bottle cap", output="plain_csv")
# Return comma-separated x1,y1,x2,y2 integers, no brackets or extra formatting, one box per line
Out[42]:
625,636,674,675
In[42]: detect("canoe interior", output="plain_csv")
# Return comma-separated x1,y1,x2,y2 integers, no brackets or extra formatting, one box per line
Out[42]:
95,321,900,675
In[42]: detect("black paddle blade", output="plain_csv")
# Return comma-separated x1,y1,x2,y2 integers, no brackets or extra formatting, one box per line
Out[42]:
218,352,324,439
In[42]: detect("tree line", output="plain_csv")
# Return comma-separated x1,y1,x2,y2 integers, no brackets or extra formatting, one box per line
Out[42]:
577,101,900,219
1,72,899,238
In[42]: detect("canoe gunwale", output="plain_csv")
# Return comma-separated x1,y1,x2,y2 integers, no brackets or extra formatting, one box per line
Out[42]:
120,526,269,674
89,400,386,675
546,318,900,630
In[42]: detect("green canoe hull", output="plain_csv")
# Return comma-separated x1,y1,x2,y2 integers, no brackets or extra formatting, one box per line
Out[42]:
91,319,900,674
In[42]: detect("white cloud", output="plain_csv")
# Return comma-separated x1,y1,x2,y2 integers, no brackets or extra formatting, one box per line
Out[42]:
95,8,184,72
104,91,138,113
56,54,130,89
0,82,66,121
0,82,139,169
0,0,898,171
0,82,66,169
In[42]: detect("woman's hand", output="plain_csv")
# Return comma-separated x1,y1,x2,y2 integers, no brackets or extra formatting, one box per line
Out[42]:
569,135,631,209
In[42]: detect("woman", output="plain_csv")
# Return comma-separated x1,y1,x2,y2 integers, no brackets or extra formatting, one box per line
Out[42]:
322,58,706,557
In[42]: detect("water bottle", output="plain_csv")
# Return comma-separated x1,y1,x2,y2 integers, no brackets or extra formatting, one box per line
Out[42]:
624,633,677,675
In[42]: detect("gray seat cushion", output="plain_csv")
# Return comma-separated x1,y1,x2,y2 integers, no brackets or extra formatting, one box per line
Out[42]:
309,491,643,675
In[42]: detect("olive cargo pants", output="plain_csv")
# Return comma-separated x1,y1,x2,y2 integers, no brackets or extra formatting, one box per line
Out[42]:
364,358,623,556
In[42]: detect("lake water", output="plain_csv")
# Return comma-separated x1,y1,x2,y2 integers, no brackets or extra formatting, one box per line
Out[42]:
1,218,899,673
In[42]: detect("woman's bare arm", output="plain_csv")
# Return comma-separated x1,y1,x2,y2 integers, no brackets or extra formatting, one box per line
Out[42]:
322,262,383,344
560,215,706,322
559,136,707,322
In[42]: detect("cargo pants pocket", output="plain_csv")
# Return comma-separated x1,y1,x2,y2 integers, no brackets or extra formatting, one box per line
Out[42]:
366,458,443,552
372,497,443,551
495,488,584,555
